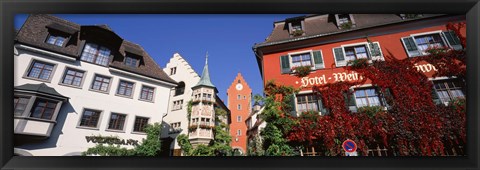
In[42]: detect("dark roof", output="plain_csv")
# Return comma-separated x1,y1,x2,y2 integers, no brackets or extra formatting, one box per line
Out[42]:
256,14,443,48
15,14,176,85
193,54,215,89
15,83,68,100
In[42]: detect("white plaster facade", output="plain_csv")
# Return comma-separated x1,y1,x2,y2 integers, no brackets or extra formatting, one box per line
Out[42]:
161,53,200,154
14,44,175,156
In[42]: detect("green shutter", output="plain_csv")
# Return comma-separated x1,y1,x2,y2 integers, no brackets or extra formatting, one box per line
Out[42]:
280,55,290,74
369,42,382,58
333,47,346,67
287,93,297,116
343,91,357,112
401,37,421,57
313,50,324,69
431,86,441,105
443,31,463,50
379,88,393,109
317,97,329,115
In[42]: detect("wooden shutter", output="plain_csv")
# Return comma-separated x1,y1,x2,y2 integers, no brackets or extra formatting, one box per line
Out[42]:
431,86,441,105
442,31,463,50
317,97,329,116
313,50,324,69
379,88,393,110
401,37,421,57
369,42,384,61
344,90,357,113
333,47,346,67
287,93,297,116
280,55,290,74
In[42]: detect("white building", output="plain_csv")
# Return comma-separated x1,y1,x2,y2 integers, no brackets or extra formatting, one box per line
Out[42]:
161,53,200,156
13,14,177,156
161,53,230,156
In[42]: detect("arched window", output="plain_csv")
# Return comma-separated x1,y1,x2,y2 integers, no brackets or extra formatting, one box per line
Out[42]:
175,82,185,96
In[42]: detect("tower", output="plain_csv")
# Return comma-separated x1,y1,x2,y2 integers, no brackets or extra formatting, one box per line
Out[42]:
189,53,218,146
227,73,252,155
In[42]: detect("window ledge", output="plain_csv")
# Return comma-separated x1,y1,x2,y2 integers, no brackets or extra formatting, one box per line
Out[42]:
115,93,134,99
88,88,110,95
22,76,52,83
58,83,83,89
105,129,126,133
138,98,155,103
76,125,100,131
131,131,147,135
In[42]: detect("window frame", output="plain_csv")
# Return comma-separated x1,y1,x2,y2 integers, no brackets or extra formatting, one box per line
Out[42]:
124,55,139,68
334,41,384,67
28,99,58,120
174,82,185,96
13,96,31,117
353,87,383,108
170,67,177,75
80,42,112,67
401,30,461,57
116,79,136,98
139,85,155,102
77,108,103,130
172,100,184,111
237,115,242,122
106,112,128,132
132,116,150,133
295,93,320,114
432,78,465,105
58,67,87,89
286,49,325,72
89,74,113,94
23,59,57,83
45,33,68,47
237,104,242,110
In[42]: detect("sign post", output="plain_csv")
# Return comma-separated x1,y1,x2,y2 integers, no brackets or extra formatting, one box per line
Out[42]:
342,139,358,156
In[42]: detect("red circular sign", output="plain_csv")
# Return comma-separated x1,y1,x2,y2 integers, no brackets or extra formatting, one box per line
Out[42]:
342,139,357,153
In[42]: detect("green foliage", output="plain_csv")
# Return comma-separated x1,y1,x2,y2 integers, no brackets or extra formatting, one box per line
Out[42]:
177,134,193,155
348,58,369,69
357,106,384,118
340,21,353,29
247,136,265,156
191,144,213,156
134,123,162,156
82,123,162,156
187,100,193,120
291,66,312,77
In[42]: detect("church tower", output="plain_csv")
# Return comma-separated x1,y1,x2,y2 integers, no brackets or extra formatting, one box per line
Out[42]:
189,53,218,146
227,73,252,155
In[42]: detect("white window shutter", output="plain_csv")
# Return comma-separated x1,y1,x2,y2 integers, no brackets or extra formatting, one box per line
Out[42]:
368,42,385,61
401,37,421,57
333,47,346,67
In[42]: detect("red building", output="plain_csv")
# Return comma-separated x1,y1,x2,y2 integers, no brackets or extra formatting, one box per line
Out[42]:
227,73,252,155
254,14,465,115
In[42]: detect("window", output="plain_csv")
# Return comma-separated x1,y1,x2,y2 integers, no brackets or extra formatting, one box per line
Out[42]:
333,42,383,67
124,56,139,67
207,94,212,101
291,53,313,68
26,60,55,81
117,80,134,97
401,31,463,57
14,97,30,116
335,14,356,29
175,82,185,96
170,122,181,132
237,104,241,110
337,14,351,25
30,99,57,120
237,129,241,136
296,94,319,113
237,116,242,122
170,67,177,75
61,68,85,87
108,113,127,131
280,50,324,74
433,80,465,104
133,117,149,132
79,109,101,128
288,20,304,36
91,75,111,92
80,43,111,66
172,100,183,111
140,86,155,101
244,96,246,99
238,80,241,83
46,34,67,47
354,88,382,107
344,45,369,62
237,95,241,100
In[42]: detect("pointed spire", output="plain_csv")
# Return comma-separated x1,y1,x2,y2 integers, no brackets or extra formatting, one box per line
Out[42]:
193,52,215,88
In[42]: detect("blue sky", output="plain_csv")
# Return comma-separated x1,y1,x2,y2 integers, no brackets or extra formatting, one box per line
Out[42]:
14,14,301,104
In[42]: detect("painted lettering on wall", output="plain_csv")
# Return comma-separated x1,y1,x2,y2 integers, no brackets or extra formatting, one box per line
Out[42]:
414,63,438,73
296,71,364,87
85,136,139,146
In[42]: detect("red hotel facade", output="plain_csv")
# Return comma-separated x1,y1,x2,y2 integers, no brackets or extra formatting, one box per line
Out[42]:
253,14,466,117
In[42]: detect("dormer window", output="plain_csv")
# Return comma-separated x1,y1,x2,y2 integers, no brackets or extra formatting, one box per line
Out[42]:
46,34,67,47
288,20,305,37
81,43,111,66
335,14,356,29
124,55,139,67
